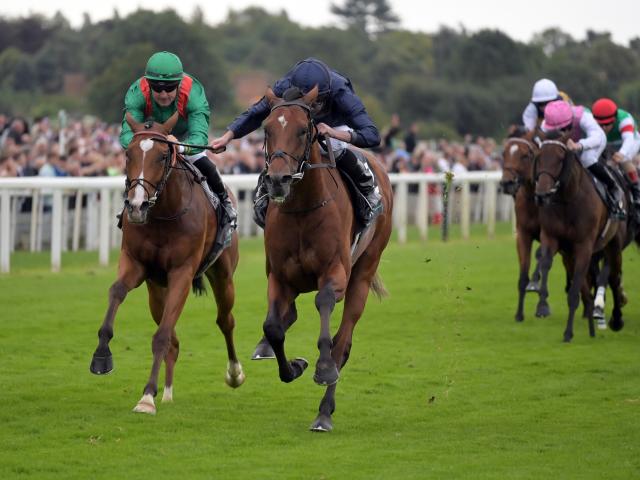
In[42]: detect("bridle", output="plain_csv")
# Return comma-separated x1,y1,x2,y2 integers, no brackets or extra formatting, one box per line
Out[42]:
502,137,536,195
534,139,571,200
264,100,335,183
124,129,177,209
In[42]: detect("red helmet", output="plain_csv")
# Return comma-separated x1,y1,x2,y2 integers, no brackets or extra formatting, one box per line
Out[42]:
592,98,617,125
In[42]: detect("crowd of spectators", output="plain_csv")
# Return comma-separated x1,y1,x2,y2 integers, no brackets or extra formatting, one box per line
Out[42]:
0,112,505,180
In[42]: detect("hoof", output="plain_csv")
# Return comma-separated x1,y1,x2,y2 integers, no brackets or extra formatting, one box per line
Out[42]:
525,281,540,293
609,317,624,332
280,358,308,383
225,362,246,388
515,312,524,322
535,303,551,318
90,354,113,375
251,339,275,360
310,414,333,432
132,394,156,415
313,361,339,386
563,333,573,343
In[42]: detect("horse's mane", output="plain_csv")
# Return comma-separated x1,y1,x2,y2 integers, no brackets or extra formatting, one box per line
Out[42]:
508,125,529,138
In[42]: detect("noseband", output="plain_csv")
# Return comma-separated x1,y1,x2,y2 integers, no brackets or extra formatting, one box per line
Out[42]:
264,100,334,183
534,140,570,199
125,130,176,207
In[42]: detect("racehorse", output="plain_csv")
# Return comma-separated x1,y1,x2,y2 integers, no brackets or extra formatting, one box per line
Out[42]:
257,86,393,431
89,113,245,414
500,127,546,320
534,131,633,341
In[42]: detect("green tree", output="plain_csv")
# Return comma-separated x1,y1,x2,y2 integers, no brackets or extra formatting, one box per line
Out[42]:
330,0,399,35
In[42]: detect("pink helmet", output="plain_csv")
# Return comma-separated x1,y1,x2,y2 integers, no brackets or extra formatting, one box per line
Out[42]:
542,100,573,130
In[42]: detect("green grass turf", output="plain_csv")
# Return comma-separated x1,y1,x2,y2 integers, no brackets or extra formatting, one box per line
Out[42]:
1,224,638,479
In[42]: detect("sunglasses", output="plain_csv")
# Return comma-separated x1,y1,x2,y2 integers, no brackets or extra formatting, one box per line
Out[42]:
149,82,179,93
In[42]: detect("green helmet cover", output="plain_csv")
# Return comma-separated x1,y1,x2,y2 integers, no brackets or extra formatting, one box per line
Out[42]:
145,51,184,82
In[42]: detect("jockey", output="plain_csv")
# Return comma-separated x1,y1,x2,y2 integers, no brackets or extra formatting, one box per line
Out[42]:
522,78,573,132
542,100,626,219
591,98,640,223
211,57,382,228
119,51,236,234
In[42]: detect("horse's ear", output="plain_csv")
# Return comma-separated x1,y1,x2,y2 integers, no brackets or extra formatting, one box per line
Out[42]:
302,85,319,105
125,112,142,132
265,87,279,107
162,112,179,134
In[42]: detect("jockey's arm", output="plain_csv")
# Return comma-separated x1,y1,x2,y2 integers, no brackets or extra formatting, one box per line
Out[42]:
522,102,538,132
617,117,640,162
335,90,380,148
119,82,146,149
578,112,606,152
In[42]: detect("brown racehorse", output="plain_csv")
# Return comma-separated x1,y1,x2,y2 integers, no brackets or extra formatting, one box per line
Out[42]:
89,113,245,414
500,127,546,321
257,86,392,431
534,131,633,342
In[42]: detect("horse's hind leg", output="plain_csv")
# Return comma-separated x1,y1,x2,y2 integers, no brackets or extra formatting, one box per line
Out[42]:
527,245,542,291
252,302,297,360
90,252,145,375
563,245,591,342
206,261,245,388
594,257,610,329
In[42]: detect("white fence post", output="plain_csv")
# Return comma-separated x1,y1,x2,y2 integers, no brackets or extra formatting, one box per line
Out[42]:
51,190,63,272
99,188,110,267
417,181,428,241
460,181,470,240
1,190,10,273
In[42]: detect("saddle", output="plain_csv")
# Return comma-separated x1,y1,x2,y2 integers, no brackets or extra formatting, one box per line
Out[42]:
587,163,627,220
180,160,233,280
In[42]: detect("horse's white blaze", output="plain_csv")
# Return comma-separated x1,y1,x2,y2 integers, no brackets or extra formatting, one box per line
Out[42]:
278,114,288,129
162,386,173,403
509,144,519,156
131,139,154,207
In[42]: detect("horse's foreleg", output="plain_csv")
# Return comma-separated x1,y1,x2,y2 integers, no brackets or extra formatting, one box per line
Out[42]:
530,245,542,285
564,246,591,342
90,253,145,375
252,301,297,360
311,274,368,432
206,262,244,389
515,231,533,322
535,238,557,318
134,268,192,415
263,276,307,383
313,281,340,387
146,281,177,403
594,257,610,329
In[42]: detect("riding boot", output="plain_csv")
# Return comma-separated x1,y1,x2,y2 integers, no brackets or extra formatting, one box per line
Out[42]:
588,162,626,220
338,149,383,226
253,169,269,229
193,158,237,241
628,176,640,224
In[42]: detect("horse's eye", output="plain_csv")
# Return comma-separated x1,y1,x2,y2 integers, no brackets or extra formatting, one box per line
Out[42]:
299,129,307,137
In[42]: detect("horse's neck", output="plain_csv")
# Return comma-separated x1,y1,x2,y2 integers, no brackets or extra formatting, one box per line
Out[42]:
562,160,586,201
287,148,333,208
154,167,190,214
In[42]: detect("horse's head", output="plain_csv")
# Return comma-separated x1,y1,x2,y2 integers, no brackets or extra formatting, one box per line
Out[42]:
534,130,572,206
500,126,538,196
123,112,178,223
262,86,318,203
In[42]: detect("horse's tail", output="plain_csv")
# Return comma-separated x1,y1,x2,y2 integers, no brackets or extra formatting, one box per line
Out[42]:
192,275,207,296
370,272,388,301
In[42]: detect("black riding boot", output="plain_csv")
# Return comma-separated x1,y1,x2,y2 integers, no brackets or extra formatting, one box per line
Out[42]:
628,177,640,224
194,157,237,235
588,163,626,220
338,150,383,226
253,169,269,229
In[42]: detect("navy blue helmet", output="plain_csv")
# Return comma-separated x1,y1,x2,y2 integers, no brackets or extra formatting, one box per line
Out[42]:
290,58,332,98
